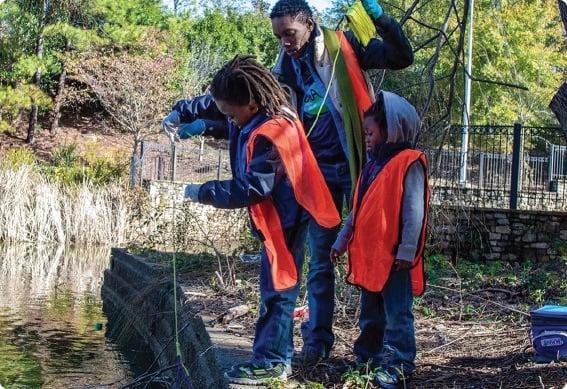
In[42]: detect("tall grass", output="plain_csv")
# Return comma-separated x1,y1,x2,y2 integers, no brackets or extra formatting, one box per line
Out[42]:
0,166,131,244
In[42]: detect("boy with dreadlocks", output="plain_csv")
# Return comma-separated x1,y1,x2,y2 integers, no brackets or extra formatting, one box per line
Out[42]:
162,55,340,385
268,0,413,365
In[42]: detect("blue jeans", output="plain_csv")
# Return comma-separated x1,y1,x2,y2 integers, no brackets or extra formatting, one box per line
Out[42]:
353,269,416,374
300,161,351,356
251,222,308,367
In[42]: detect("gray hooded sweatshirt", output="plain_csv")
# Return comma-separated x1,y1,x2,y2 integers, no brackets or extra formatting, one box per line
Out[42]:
332,91,426,262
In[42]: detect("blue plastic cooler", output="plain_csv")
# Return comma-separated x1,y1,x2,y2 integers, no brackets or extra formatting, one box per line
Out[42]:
530,305,567,362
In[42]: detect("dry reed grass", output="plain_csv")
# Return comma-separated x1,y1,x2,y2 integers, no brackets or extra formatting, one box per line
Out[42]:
0,166,131,244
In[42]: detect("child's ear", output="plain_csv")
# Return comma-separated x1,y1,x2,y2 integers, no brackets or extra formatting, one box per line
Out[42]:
249,101,259,113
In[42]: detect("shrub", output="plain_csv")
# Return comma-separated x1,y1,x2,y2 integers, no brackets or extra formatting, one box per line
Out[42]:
2,147,36,169
52,144,79,167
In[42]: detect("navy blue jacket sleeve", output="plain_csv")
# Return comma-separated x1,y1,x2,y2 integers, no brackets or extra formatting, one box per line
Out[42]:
197,136,279,209
172,95,229,139
345,14,413,71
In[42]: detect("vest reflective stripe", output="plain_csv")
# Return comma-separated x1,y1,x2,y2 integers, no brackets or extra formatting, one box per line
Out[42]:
247,116,341,291
336,30,373,123
347,150,429,296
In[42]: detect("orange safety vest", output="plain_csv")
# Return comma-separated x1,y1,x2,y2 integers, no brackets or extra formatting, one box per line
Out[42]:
246,115,341,291
347,149,430,296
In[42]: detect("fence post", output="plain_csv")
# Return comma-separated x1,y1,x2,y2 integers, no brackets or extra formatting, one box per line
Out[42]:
217,149,222,180
157,155,164,181
510,123,524,209
199,137,205,162
478,152,484,188
171,142,177,182
139,141,145,186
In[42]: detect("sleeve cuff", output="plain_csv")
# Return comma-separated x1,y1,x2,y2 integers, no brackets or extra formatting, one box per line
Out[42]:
396,243,417,262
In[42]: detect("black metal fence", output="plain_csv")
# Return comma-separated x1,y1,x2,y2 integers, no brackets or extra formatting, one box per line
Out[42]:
139,124,567,212
425,124,567,211
139,138,232,184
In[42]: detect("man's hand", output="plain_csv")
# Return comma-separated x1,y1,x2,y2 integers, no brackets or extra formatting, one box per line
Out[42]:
361,0,384,20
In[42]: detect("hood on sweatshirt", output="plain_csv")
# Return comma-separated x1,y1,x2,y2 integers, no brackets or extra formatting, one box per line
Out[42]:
382,90,420,145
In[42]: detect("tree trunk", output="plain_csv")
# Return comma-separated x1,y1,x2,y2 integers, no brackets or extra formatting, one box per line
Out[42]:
27,103,38,144
27,0,50,144
27,59,43,144
50,40,70,133
129,136,141,187
550,83,567,141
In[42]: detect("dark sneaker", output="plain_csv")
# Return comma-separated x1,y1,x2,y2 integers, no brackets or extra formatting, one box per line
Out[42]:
292,346,328,368
224,362,287,385
374,366,411,389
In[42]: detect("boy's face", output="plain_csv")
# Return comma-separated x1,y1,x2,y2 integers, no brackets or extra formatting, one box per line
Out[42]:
215,99,259,128
364,116,386,151
271,15,314,59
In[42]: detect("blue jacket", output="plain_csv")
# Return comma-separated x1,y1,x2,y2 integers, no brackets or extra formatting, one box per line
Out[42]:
171,98,306,231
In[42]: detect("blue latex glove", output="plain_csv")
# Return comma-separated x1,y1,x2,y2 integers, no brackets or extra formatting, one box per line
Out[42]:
361,0,384,20
184,183,202,202
178,119,206,139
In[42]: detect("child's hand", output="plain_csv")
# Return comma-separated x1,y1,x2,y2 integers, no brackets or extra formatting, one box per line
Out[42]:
394,259,412,271
330,248,342,264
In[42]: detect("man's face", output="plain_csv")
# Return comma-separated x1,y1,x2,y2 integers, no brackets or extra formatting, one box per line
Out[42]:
271,15,314,58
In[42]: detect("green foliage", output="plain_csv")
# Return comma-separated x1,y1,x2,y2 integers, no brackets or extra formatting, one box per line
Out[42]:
93,0,166,28
52,144,79,167
424,254,567,305
341,367,376,388
470,0,566,125
0,341,43,388
552,238,567,258
41,142,128,185
44,22,104,52
319,0,567,128
0,84,52,132
1,147,37,169
184,8,279,66
265,377,286,389
303,383,326,389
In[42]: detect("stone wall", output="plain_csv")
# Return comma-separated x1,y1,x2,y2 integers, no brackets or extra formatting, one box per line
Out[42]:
147,180,251,254
430,206,567,262
102,248,225,388
147,181,567,262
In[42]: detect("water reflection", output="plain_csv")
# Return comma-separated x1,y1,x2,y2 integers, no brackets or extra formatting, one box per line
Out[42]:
0,244,134,388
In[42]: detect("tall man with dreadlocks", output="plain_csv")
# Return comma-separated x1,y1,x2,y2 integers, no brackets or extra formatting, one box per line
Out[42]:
162,55,340,385
268,0,413,368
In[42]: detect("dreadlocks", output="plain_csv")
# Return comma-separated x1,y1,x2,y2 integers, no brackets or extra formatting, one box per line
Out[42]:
269,0,313,22
210,55,292,119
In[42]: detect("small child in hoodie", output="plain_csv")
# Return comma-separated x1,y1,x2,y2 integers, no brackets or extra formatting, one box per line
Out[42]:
330,91,429,389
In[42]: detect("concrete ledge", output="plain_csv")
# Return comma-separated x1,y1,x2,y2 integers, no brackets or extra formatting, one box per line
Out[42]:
101,248,226,388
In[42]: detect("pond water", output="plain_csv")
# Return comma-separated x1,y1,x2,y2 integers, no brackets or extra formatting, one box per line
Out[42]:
0,244,138,388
